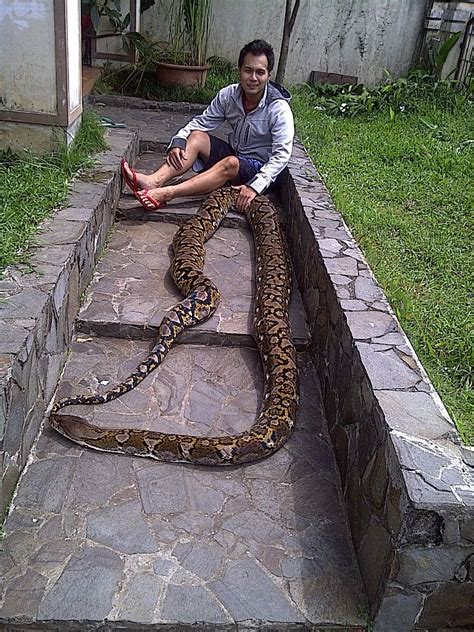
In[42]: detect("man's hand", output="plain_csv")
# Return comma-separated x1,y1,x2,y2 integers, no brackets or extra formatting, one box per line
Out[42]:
167,147,187,171
231,184,257,212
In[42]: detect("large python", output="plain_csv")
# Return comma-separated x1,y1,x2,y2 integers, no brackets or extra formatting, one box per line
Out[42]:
49,187,299,465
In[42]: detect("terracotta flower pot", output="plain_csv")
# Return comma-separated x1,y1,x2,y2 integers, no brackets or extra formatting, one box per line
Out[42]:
155,61,211,88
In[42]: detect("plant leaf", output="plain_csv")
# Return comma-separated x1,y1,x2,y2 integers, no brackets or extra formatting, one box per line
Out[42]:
435,31,462,74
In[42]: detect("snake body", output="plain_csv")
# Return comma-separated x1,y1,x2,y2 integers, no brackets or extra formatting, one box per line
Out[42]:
49,187,299,465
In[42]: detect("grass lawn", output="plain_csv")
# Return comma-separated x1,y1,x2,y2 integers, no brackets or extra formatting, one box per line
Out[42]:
0,111,106,272
291,87,473,443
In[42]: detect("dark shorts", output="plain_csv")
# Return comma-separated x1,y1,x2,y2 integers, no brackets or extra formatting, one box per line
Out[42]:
193,135,264,186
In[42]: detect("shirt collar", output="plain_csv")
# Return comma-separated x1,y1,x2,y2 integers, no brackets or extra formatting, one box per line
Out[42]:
238,83,268,111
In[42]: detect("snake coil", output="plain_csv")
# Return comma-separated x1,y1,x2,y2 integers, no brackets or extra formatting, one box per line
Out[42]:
49,187,299,465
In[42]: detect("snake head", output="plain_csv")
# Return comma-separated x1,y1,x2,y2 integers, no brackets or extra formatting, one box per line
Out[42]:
49,413,105,444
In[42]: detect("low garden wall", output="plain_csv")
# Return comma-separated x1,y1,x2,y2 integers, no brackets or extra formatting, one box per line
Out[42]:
0,129,139,510
281,140,474,630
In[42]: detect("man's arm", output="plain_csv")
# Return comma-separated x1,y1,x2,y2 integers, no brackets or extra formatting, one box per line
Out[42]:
167,88,229,152
247,101,294,194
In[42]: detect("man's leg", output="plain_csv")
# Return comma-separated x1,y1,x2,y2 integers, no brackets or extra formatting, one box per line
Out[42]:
138,156,240,207
123,130,212,190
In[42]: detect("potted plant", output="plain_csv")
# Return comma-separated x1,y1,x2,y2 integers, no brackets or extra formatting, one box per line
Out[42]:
155,0,213,88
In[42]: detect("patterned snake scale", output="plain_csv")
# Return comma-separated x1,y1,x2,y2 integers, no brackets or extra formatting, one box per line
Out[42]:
49,187,299,465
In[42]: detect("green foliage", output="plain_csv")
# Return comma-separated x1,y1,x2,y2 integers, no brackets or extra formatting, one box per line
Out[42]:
94,55,237,103
292,87,474,443
157,0,213,66
0,111,106,272
87,0,128,33
82,0,151,55
301,70,471,118
423,31,463,77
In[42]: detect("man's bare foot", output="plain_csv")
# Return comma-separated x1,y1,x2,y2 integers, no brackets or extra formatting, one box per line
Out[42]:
122,161,160,191
135,186,173,211
142,186,173,205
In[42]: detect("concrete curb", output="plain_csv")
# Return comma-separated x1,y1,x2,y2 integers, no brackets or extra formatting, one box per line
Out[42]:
87,93,207,115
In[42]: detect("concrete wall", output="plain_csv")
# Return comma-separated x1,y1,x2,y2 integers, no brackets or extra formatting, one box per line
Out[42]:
142,0,431,85
0,1,57,113
0,0,82,153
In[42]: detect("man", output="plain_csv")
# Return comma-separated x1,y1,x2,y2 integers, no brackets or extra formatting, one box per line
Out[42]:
121,39,294,213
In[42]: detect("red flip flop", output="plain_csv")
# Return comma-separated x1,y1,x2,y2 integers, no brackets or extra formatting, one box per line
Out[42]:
135,189,167,211
121,159,139,193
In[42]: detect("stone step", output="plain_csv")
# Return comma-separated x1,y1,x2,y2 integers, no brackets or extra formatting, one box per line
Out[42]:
77,216,311,350
0,338,365,629
118,192,251,230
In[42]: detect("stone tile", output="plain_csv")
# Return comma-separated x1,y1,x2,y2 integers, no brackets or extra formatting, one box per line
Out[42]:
331,273,352,286
12,456,78,514
114,572,164,623
346,311,396,340
288,574,364,626
166,510,215,537
92,104,206,146
221,509,286,543
374,332,406,345
340,299,367,311
173,541,225,581
37,545,123,621
64,450,137,509
87,499,158,554
354,276,383,302
357,517,392,603
138,466,189,514
0,288,49,321
0,570,48,620
54,338,264,439
209,558,305,623
282,125,474,629
0,351,364,626
392,434,454,480
356,343,420,389
161,584,231,624
403,469,462,508
416,581,474,629
396,546,472,585
35,217,87,247
318,238,344,256
138,466,228,515
375,390,456,440
325,256,358,277
373,587,424,632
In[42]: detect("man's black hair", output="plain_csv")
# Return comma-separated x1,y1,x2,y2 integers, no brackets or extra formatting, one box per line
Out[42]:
238,40,275,73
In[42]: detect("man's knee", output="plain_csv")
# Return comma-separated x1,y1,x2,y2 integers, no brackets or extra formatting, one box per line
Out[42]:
220,155,240,178
188,130,210,146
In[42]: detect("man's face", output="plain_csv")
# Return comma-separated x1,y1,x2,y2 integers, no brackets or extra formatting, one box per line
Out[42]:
239,53,270,100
